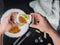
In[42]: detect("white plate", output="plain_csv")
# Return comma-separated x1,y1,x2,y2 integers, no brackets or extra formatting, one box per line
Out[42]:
1,9,31,38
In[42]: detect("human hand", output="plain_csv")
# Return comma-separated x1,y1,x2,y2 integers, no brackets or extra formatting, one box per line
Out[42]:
30,13,54,33
1,12,18,33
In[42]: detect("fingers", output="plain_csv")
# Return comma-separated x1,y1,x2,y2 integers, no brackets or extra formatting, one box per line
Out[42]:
31,13,38,24
11,12,18,15
30,23,38,29
30,13,41,19
30,12,45,29
5,12,18,21
5,13,12,20
12,23,18,27
9,20,18,27
30,12,45,20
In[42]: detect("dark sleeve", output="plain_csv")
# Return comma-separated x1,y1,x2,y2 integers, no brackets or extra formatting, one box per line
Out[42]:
0,0,4,21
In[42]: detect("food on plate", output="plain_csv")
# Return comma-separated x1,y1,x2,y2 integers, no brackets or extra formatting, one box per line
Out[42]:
9,26,20,34
12,12,18,20
18,14,30,26
9,12,18,24
19,16,27,23
21,14,30,20
18,16,27,26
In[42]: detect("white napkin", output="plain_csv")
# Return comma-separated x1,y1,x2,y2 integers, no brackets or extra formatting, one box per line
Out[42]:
29,0,59,30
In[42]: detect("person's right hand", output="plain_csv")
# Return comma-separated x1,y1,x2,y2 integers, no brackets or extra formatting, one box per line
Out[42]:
30,13,54,33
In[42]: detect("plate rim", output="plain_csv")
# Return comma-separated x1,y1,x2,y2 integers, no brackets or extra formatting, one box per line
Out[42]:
1,8,30,38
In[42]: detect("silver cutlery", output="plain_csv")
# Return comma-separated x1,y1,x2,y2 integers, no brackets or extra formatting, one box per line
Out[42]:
13,31,31,45
13,38,21,45
17,31,31,45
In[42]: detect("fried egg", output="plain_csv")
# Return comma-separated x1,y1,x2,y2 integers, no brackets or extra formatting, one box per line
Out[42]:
16,14,32,27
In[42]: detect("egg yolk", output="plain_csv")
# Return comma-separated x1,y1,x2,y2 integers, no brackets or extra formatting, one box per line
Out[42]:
9,26,20,34
19,16,26,23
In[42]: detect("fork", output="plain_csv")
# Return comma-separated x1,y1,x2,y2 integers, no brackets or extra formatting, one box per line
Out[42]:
13,31,31,45
17,31,31,45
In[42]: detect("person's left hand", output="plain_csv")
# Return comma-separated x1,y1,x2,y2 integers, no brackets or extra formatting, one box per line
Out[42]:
1,12,18,33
